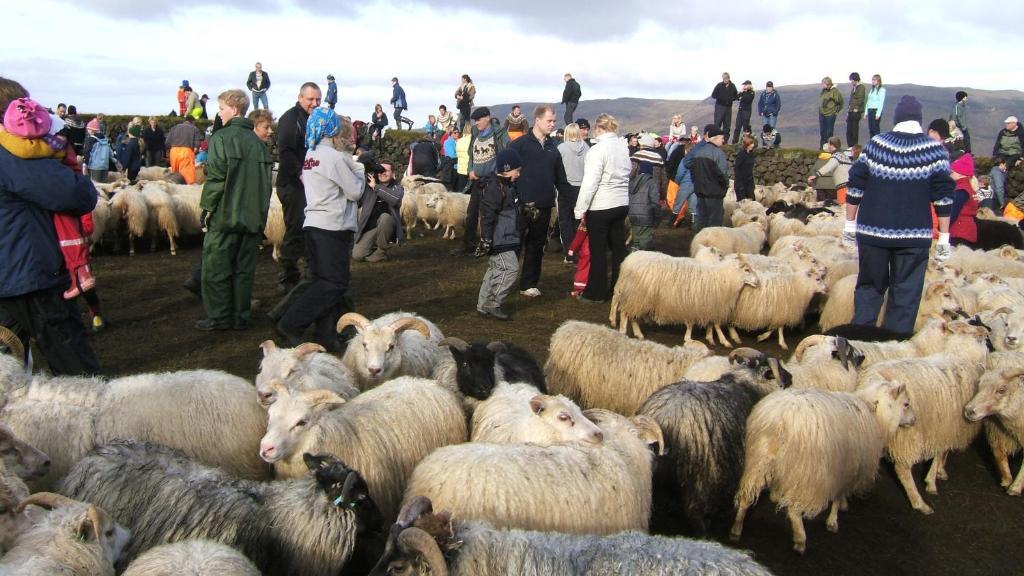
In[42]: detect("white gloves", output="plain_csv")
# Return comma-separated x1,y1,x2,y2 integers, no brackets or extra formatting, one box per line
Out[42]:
842,220,857,248
935,232,951,263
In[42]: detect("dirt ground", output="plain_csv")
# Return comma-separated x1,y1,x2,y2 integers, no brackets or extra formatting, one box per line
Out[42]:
83,221,1023,576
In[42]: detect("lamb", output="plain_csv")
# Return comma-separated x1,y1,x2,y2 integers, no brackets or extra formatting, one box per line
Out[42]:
689,221,766,256
609,250,760,347
255,340,359,405
818,277,963,332
122,540,261,576
965,364,1024,495
400,175,445,234
60,440,380,576
336,311,447,390
730,379,916,554
856,321,990,514
0,333,271,487
425,190,470,240
544,320,712,415
259,376,467,520
785,335,865,391
1,492,129,576
470,382,604,446
367,496,772,576
109,184,150,255
139,181,181,255
402,409,663,535
728,255,828,350
638,348,789,535
434,336,545,402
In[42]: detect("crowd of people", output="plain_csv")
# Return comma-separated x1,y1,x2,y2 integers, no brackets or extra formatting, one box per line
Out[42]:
0,64,1021,376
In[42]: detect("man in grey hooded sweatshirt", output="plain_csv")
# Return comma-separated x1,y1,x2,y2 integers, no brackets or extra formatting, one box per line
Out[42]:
556,122,590,260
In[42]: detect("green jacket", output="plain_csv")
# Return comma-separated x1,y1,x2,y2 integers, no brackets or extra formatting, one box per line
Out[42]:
849,83,866,115
200,117,273,234
819,87,844,117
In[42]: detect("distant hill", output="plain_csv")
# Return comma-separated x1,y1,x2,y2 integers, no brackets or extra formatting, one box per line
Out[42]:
487,83,1024,155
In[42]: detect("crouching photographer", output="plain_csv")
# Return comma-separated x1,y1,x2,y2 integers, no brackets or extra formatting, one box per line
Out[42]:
353,156,403,262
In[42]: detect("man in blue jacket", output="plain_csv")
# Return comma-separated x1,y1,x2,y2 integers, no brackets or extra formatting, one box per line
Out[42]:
390,77,413,130
0,77,101,375
757,81,782,129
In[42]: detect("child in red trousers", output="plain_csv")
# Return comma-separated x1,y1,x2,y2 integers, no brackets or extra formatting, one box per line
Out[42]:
567,219,591,297
1,98,106,331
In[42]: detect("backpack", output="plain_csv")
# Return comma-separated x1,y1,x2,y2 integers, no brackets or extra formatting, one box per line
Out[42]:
88,136,112,171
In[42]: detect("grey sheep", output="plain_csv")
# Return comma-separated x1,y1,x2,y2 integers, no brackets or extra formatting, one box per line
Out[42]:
122,540,261,576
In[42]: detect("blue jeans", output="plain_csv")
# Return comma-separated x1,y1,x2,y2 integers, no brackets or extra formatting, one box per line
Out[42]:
853,244,929,335
252,91,268,110
990,168,1007,209
673,182,698,219
819,114,837,147
762,114,777,129
867,109,881,137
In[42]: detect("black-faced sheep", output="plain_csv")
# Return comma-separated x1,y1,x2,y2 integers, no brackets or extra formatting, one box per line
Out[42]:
60,440,379,576
367,496,772,576
435,336,546,401
336,311,447,390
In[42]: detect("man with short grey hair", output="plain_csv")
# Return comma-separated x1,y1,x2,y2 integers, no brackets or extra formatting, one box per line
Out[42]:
246,62,270,111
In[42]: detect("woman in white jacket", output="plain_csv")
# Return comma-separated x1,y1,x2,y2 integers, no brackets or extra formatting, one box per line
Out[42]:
574,113,631,302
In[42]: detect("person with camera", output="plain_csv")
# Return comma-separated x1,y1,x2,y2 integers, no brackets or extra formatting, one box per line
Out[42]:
354,160,403,263
475,148,524,321
508,104,572,298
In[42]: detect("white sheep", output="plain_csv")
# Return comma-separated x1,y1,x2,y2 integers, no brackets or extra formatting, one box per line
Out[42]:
470,382,604,445
609,250,760,346
946,244,1024,278
122,540,261,576
766,213,807,246
402,409,663,535
259,376,467,520
545,320,712,415
162,181,204,237
0,424,51,554
730,379,916,554
690,221,766,256
818,277,963,333
785,335,864,391
139,181,181,255
728,255,828,350
135,166,171,181
981,307,1024,352
729,199,768,228
336,311,447,390
400,175,445,234
424,190,470,240
1,492,129,576
255,340,359,404
109,185,150,255
965,360,1024,495
769,234,855,268
264,192,285,260
89,196,113,249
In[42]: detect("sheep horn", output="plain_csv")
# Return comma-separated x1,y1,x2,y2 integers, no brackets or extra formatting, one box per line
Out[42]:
390,317,432,339
767,357,791,388
336,312,371,334
15,492,76,514
437,337,469,352
396,496,434,528
793,335,828,363
293,342,327,359
0,326,25,366
398,527,449,576
630,415,665,456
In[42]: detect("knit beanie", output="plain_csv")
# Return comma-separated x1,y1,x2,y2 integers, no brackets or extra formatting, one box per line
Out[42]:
86,118,101,133
893,96,922,125
950,153,975,177
495,148,522,173
3,98,51,138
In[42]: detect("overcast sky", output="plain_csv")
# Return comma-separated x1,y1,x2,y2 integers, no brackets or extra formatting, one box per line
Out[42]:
6,0,1022,126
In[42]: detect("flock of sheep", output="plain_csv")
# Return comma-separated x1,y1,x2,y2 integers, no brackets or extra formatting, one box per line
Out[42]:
4,178,1024,574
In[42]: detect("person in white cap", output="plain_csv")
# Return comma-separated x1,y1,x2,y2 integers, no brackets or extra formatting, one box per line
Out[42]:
993,116,1024,169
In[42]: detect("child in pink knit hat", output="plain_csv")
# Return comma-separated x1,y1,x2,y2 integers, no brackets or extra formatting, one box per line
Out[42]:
0,98,106,331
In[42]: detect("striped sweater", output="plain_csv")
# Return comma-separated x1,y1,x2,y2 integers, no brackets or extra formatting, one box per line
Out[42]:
847,122,954,248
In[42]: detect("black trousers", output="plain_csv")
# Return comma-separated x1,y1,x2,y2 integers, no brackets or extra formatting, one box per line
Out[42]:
846,112,863,147
458,104,472,130
145,148,163,167
557,185,581,252
462,184,482,250
695,196,724,230
276,183,307,285
520,207,552,291
853,243,929,335
0,287,101,375
714,104,732,134
278,227,354,347
564,102,577,125
393,108,411,128
732,109,752,144
583,205,628,301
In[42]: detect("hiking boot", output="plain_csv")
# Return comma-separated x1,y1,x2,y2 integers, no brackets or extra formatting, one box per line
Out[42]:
195,318,231,331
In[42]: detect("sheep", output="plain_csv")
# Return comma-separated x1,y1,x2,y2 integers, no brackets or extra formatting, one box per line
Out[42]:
729,199,767,227
434,336,545,402
139,181,181,254
0,424,51,553
0,422,50,485
400,175,445,234
981,307,1024,352
767,212,807,246
785,335,865,391
690,221,766,256
0,335,271,487
946,244,1024,278
136,165,171,181
828,317,952,368
60,440,380,576
638,348,789,535
265,193,285,260
255,340,359,405
823,258,858,291
1,492,129,576
163,181,204,236
818,277,963,333
425,190,470,240
402,409,663,535
978,285,1024,312
728,255,828,350
609,250,760,347
259,376,467,520
856,321,990,514
965,364,1024,495
400,189,419,238
89,196,113,249
109,184,150,255
367,496,772,576
544,320,712,415
730,379,916,554
122,540,261,576
978,207,1020,226
336,311,447,390
975,218,1024,250
470,382,604,446
769,234,855,268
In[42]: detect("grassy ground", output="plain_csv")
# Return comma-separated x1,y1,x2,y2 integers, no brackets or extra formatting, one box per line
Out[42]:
85,221,1024,576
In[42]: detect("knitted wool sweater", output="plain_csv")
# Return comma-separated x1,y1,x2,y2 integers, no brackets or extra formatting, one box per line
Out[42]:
847,122,954,248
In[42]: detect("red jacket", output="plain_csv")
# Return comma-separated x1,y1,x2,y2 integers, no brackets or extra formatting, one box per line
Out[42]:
949,178,978,244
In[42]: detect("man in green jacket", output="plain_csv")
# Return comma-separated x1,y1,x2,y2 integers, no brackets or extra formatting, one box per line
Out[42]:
818,77,845,148
846,72,866,147
196,89,273,331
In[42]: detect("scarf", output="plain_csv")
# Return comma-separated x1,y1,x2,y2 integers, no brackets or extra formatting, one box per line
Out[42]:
305,106,340,150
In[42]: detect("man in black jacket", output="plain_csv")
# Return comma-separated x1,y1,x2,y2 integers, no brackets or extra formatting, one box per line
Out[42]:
711,72,738,136
562,73,581,125
509,105,572,297
690,127,729,230
732,80,755,144
246,62,271,111
273,82,320,293
409,138,439,177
